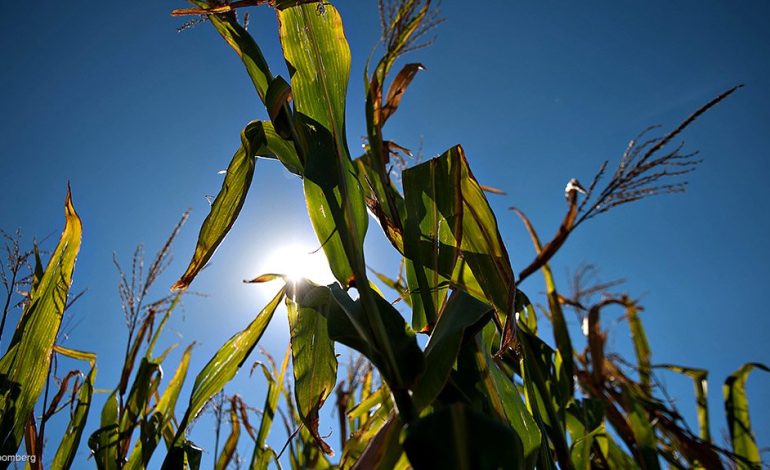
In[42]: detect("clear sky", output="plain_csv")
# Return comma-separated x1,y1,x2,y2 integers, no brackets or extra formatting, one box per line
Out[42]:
2,1,769,467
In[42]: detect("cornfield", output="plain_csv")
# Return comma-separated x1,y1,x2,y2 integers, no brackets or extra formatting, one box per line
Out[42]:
0,0,766,469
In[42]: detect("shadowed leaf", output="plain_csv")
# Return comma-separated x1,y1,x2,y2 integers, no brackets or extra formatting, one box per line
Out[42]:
404,402,524,470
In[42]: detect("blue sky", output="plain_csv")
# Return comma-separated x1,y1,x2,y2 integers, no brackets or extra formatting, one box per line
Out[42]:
2,1,769,466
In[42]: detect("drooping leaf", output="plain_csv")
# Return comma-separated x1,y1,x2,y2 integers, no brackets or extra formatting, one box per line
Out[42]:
655,364,710,442
173,121,262,290
723,362,769,468
287,280,339,455
403,402,524,470
402,150,462,329
190,0,273,102
51,346,97,470
353,151,406,253
166,287,285,458
0,188,82,456
381,63,424,123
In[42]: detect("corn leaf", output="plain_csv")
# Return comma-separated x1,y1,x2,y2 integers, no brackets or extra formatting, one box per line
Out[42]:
402,150,462,329
348,414,404,470
190,0,273,102
412,290,492,409
517,325,572,469
173,121,262,290
287,280,339,455
89,389,119,470
125,344,193,470
723,362,769,468
403,402,524,470
167,287,285,455
118,357,163,458
50,346,97,470
164,439,203,470
278,2,368,287
250,347,290,470
402,145,514,330
478,322,542,467
626,303,651,393
0,188,82,456
622,386,660,470
654,364,710,442
511,208,574,394
327,284,424,390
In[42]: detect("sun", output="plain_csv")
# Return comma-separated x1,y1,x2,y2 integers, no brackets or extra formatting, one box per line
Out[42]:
259,243,335,285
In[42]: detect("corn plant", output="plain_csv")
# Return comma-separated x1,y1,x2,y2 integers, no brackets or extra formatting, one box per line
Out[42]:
162,0,767,468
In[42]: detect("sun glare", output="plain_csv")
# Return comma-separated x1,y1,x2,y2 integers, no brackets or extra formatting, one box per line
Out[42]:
259,243,335,285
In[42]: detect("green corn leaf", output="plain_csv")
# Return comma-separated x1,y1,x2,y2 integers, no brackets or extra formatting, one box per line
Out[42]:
346,413,404,470
166,287,285,458
215,397,241,470
125,344,193,470
402,149,462,329
278,2,368,287
0,188,82,456
654,364,710,442
173,121,265,290
327,284,424,390
565,399,607,470
347,386,389,421
190,0,273,102
626,303,652,393
118,357,163,459
412,290,492,408
622,386,660,470
402,145,514,330
477,322,542,467
261,114,303,175
511,207,574,394
403,402,524,470
287,280,339,455
89,389,119,470
50,346,97,470
723,362,769,468
250,347,290,470
517,325,572,469
369,264,411,307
